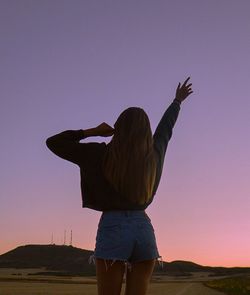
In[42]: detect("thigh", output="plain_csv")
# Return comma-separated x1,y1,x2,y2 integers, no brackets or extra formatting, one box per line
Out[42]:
125,259,156,295
96,258,125,295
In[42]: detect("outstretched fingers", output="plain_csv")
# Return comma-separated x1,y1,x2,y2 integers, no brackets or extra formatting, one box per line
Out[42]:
186,83,193,93
177,82,181,91
183,76,191,86
175,77,193,102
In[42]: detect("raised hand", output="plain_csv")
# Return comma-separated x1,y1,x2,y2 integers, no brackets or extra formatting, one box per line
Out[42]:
95,122,115,137
175,77,193,103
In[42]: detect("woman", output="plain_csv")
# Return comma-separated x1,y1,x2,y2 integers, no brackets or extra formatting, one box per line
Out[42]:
46,77,193,295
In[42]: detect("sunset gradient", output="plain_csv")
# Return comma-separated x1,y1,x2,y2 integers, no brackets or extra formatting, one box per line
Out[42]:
1,0,250,267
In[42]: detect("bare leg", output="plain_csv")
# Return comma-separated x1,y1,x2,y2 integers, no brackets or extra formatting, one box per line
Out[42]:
125,259,155,295
96,258,126,295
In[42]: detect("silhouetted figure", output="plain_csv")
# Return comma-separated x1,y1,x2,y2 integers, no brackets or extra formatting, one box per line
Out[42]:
46,77,193,295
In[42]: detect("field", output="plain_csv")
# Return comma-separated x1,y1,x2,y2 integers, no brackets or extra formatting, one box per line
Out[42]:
205,276,250,295
0,268,249,295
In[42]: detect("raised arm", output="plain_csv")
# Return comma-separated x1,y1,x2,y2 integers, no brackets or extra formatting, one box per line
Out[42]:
46,123,114,165
152,77,193,195
153,78,193,157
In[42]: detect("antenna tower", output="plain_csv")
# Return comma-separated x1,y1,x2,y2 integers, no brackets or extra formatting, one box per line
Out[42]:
63,230,66,245
70,230,73,246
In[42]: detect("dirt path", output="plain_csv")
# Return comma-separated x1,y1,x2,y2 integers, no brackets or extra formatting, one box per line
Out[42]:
175,283,195,295
147,282,225,295
178,283,224,295
0,281,225,295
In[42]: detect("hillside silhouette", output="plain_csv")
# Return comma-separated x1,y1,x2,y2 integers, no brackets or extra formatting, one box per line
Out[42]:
0,244,95,275
0,244,249,276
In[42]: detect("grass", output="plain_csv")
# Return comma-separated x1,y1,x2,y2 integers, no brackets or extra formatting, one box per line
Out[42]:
204,276,250,295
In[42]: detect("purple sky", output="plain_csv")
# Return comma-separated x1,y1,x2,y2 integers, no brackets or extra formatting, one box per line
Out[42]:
1,0,250,267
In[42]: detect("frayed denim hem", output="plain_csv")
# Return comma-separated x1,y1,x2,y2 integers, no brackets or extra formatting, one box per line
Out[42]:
88,254,164,273
157,256,164,269
89,254,132,273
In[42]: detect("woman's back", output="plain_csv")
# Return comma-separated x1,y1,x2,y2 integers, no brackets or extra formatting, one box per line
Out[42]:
46,77,193,295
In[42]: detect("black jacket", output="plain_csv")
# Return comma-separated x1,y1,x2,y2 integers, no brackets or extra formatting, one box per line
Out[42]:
46,100,180,211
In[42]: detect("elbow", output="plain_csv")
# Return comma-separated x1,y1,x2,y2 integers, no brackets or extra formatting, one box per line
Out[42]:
46,137,55,151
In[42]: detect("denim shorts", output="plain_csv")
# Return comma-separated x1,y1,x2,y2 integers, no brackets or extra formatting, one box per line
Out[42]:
93,210,160,264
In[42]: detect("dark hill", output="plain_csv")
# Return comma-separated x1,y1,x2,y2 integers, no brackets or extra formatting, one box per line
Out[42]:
159,260,210,272
0,244,95,275
0,244,249,276
154,260,250,276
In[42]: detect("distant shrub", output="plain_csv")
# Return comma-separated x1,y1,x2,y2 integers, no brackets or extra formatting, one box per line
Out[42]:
204,276,250,295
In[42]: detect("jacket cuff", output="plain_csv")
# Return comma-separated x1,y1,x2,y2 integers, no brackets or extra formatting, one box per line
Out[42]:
173,98,182,105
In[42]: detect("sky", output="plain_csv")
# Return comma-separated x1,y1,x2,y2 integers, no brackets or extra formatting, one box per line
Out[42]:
0,0,250,267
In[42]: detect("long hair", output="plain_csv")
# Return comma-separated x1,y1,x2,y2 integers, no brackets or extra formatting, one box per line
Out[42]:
102,107,157,205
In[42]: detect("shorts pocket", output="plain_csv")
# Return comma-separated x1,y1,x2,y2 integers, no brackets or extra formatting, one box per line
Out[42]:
137,222,157,248
137,219,154,231
96,224,121,251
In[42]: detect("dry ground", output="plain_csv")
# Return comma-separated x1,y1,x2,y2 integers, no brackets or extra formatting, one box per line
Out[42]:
0,281,225,295
0,268,225,295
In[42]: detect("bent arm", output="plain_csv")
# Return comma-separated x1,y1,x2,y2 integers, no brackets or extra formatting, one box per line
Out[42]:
46,130,87,164
46,124,113,165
